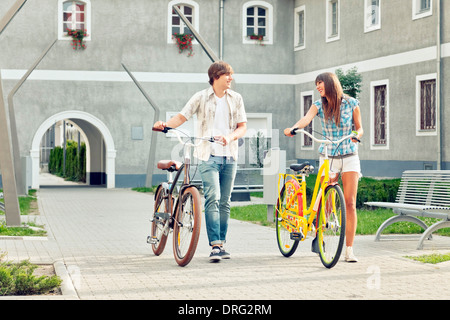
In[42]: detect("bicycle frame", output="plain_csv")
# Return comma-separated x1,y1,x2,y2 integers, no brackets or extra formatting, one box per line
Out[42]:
153,128,217,219
277,129,356,238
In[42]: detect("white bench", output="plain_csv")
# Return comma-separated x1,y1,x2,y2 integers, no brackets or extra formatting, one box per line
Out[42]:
365,170,450,249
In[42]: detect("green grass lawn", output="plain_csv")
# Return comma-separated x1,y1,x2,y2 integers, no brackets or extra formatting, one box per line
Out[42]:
0,189,46,236
230,204,450,237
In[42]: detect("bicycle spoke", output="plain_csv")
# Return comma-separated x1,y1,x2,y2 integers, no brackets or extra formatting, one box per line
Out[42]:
151,186,170,256
317,185,346,268
176,195,195,255
276,183,300,257
173,187,201,267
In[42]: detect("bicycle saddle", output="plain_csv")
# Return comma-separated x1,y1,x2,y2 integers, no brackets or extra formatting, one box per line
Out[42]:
290,162,313,173
157,160,182,172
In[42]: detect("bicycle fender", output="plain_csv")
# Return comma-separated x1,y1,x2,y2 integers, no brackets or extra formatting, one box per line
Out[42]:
179,184,199,194
154,182,170,200
171,184,196,216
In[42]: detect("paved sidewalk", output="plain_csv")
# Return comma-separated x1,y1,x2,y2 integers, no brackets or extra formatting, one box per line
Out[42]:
1,179,450,300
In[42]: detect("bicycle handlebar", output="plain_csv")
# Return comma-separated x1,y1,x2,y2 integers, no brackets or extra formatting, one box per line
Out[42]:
152,126,222,146
152,126,172,133
290,128,360,144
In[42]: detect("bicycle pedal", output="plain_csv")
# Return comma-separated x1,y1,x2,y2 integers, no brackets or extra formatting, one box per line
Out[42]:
147,236,157,245
290,232,304,241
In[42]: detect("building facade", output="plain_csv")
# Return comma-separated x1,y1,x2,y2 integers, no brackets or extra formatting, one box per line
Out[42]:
293,0,449,177
0,0,448,189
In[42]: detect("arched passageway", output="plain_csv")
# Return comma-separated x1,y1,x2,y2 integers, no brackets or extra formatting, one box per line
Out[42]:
30,110,116,189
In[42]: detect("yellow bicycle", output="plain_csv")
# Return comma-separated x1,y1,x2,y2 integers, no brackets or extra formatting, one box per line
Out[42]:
276,128,358,268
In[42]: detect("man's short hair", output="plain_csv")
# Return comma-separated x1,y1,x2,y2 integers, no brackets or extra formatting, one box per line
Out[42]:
208,61,234,85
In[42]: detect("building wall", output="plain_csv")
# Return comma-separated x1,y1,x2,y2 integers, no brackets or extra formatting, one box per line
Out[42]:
0,0,296,187
0,0,448,189
292,0,449,176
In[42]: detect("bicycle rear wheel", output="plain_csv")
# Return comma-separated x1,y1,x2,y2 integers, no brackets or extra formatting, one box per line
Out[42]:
317,184,346,268
173,186,201,267
151,186,171,256
276,183,300,257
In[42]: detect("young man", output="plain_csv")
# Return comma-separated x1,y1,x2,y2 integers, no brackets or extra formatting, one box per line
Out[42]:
153,61,247,262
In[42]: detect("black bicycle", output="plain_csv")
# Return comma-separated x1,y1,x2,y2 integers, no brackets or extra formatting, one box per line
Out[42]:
148,127,217,266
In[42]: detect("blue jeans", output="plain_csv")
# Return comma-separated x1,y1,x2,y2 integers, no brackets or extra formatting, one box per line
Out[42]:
198,155,237,246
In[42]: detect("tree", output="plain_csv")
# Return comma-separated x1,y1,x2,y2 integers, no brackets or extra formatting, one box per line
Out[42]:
335,67,362,98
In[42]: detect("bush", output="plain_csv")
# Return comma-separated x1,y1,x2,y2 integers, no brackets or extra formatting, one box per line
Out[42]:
49,141,86,182
357,177,400,209
298,174,400,209
0,260,61,296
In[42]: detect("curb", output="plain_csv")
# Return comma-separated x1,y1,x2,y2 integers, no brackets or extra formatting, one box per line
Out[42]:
0,260,79,300
54,260,79,299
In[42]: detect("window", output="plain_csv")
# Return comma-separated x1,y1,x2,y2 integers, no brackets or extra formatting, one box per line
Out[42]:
370,80,389,149
326,0,340,42
300,91,314,150
58,0,91,40
167,0,199,44
364,0,381,33
245,113,272,166
294,6,306,51
243,1,273,45
412,0,432,20
416,74,437,135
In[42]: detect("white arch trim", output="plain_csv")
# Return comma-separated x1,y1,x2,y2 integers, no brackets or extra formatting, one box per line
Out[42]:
30,110,116,189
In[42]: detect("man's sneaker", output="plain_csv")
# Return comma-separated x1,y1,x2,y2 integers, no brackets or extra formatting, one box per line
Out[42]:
209,246,222,262
219,248,231,259
345,246,358,262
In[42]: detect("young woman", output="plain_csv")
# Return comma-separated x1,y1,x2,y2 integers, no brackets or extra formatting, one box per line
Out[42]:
284,72,363,262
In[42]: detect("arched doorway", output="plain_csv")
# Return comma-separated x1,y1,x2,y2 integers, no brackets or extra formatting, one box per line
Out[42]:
30,110,116,189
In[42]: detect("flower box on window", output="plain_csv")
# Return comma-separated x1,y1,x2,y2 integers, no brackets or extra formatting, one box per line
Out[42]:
248,34,265,45
68,29,88,50
172,33,194,57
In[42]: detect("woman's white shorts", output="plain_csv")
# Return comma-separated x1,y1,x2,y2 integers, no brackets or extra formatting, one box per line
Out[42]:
319,154,362,179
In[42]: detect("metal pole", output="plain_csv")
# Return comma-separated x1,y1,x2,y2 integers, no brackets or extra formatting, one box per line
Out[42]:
123,6,222,185
219,0,225,60
63,121,66,176
0,74,21,226
0,0,28,226
436,0,442,169
121,63,160,187
0,0,27,33
8,39,57,195
172,5,219,62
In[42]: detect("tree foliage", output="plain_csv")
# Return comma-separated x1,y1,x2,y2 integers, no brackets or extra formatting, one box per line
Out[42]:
48,140,86,182
336,67,362,98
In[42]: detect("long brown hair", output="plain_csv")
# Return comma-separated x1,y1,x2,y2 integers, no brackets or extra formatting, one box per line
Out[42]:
315,72,344,126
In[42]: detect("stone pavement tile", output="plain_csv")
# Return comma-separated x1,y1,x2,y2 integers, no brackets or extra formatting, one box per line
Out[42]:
2,186,450,300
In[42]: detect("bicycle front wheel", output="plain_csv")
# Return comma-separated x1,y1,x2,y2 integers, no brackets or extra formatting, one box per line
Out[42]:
151,186,171,256
173,186,202,267
317,184,346,268
276,183,300,257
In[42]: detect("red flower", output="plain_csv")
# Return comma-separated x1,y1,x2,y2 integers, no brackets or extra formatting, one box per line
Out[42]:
172,33,194,57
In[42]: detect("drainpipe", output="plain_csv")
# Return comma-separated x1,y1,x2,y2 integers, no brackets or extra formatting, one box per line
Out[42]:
219,0,225,60
436,0,442,169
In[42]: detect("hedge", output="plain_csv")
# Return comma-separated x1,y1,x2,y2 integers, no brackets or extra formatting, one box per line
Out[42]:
356,177,401,209
48,140,86,182
300,174,400,209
